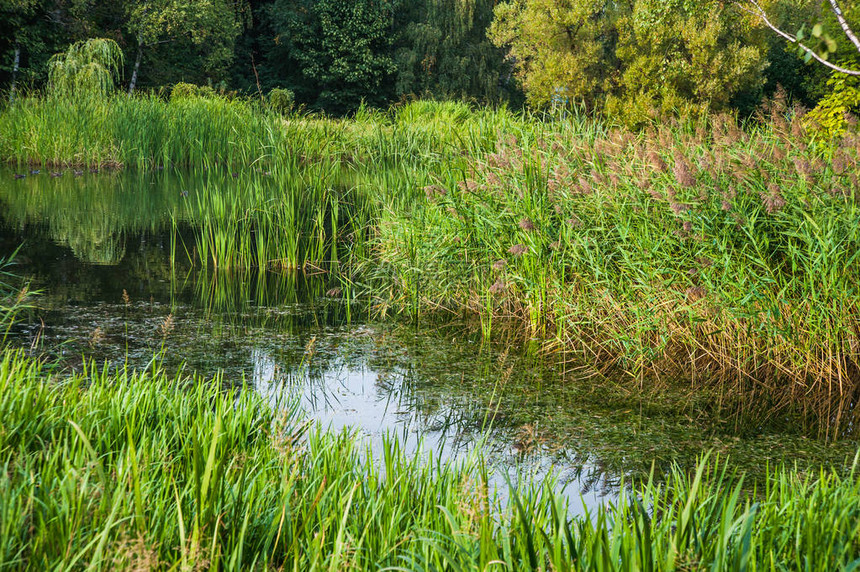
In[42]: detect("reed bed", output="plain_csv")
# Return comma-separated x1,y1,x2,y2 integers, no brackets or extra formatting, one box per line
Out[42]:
2,93,860,436
0,349,858,570
368,104,860,439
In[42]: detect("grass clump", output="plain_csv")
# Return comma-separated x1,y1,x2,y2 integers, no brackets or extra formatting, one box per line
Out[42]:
368,105,860,439
0,350,859,570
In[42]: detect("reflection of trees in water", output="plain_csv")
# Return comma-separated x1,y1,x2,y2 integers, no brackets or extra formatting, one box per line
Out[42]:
0,169,186,265
56,220,126,265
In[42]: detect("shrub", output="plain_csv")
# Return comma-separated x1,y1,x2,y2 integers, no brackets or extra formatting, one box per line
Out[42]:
269,88,295,115
170,82,216,101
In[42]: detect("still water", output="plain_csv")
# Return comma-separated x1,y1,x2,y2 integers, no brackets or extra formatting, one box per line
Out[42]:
0,166,855,511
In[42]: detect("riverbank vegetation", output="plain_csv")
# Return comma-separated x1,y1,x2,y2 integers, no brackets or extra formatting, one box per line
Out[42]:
3,89,859,438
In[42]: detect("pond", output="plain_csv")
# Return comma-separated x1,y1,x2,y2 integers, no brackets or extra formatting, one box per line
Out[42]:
1,166,856,514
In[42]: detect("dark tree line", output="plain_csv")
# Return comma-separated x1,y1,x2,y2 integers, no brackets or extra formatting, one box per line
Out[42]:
1,0,855,120
1,0,512,112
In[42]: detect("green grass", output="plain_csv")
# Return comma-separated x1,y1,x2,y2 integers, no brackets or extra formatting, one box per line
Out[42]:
2,93,860,437
0,349,859,570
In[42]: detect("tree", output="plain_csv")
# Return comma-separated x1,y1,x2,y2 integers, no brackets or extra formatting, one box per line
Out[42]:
609,0,766,123
488,0,620,111
739,1,859,133
124,0,245,93
738,0,859,76
394,0,509,102
0,0,87,100
488,0,767,122
264,0,398,113
48,37,123,97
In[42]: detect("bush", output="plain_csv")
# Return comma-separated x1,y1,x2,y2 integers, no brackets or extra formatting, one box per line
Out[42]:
170,82,216,101
269,88,295,115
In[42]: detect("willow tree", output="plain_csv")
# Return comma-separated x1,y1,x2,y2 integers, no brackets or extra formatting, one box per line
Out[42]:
48,38,123,97
394,0,508,102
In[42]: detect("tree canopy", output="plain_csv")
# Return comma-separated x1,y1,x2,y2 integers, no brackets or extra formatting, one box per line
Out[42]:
0,0,856,122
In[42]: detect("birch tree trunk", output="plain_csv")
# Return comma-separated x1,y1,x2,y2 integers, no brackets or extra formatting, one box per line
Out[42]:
9,43,20,104
128,41,143,94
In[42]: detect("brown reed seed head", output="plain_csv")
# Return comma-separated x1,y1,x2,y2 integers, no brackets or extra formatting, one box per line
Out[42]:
458,179,479,193
492,259,507,271
90,327,105,347
424,185,447,200
519,218,536,231
508,244,529,257
160,314,175,337
648,150,667,173
673,153,696,187
489,280,506,295
832,151,850,175
686,286,707,302
762,185,786,214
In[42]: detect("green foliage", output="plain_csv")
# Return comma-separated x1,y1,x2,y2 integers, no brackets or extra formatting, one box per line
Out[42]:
47,38,123,98
393,0,509,102
265,0,397,113
124,0,245,88
170,82,217,100
746,0,859,127
489,0,618,112
609,1,766,124
0,0,64,91
807,57,860,135
489,0,767,123
753,1,860,135
267,87,294,114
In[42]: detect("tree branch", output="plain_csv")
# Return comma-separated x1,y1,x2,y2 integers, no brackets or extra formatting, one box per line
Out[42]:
828,0,860,54
737,0,860,77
